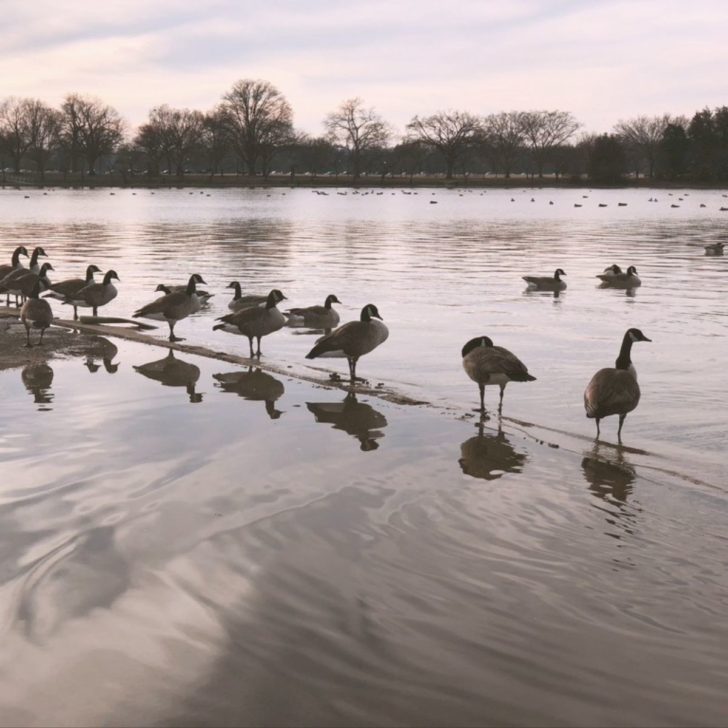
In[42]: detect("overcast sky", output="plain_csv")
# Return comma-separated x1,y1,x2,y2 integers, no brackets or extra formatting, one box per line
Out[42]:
2,0,726,136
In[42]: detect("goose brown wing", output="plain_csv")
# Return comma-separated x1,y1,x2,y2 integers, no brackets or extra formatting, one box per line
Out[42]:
584,368,640,418
219,305,267,326
490,346,535,381
134,291,188,318
48,277,85,297
306,321,361,358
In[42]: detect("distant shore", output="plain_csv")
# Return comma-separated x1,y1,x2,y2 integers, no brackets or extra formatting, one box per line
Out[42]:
2,172,728,191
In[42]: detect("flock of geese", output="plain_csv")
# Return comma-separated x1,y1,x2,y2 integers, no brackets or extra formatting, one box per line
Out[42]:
0,234,723,442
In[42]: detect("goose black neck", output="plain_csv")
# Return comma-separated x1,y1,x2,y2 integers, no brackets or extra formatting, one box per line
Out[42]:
232,282,241,300
11,248,24,265
85,266,96,282
360,307,371,322
30,249,41,266
186,276,197,295
266,292,277,309
103,272,114,285
324,297,332,309
554,270,561,279
29,280,42,299
615,332,633,370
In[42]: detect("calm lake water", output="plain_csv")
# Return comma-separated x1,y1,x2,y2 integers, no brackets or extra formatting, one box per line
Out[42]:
1,187,727,725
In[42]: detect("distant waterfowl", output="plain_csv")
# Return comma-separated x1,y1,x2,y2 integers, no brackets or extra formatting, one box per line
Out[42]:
45,264,101,319
213,289,287,357
584,328,651,441
20,279,54,347
227,281,267,311
286,294,341,328
704,242,724,256
598,203,608,208
461,335,536,414
305,303,388,383
72,269,120,317
523,268,567,291
133,273,206,341
597,265,641,288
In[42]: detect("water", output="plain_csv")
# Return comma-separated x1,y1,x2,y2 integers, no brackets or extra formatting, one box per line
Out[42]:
1,188,727,725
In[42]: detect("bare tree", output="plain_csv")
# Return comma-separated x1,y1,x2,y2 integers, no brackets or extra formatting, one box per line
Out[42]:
61,94,125,175
0,98,35,173
520,110,580,177
325,98,390,180
406,111,480,180
26,100,62,183
134,117,166,176
482,111,525,178
202,107,230,176
221,79,293,176
614,114,674,179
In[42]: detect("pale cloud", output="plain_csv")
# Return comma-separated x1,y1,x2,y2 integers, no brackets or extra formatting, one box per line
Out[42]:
0,0,726,137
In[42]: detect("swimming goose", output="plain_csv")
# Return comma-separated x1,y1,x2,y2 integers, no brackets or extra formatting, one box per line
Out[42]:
599,264,623,277
522,268,567,291
20,279,54,347
462,336,536,414
704,242,724,256
45,264,102,319
286,294,341,328
213,289,287,357
305,303,388,383
72,269,120,317
596,265,641,288
133,274,206,341
584,328,651,441
227,281,267,311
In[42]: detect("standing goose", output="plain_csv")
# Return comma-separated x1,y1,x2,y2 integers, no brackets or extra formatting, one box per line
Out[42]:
20,279,54,347
704,242,724,256
72,269,120,317
133,274,206,341
2,247,49,301
213,289,287,357
227,281,267,311
584,328,651,441
523,268,567,291
155,283,213,309
8,262,54,301
461,336,536,414
305,303,389,383
0,246,29,304
45,264,102,319
286,294,341,328
596,265,641,288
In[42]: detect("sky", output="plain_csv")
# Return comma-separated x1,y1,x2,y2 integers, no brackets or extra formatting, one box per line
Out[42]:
1,0,727,138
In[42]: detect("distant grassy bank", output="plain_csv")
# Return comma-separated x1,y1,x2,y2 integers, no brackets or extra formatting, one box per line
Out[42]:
2,172,726,190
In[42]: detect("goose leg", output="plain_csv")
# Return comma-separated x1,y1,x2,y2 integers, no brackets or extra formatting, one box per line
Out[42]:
498,384,505,414
93,306,98,317
25,326,32,348
595,418,601,439
167,320,184,342
39,327,46,345
617,414,626,442
255,336,262,358
478,383,485,413
247,336,255,358
73,305,78,320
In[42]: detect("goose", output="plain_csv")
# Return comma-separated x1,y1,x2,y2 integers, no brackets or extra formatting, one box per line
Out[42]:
133,274,206,341
461,336,536,414
20,279,54,347
286,294,341,328
155,283,213,308
599,264,623,277
213,368,285,419
704,242,724,256
71,269,120,317
227,281,267,311
584,328,651,441
0,246,30,304
45,264,102,319
1,247,49,297
597,265,641,288
522,268,567,291
305,303,388,383
213,289,287,357
6,262,54,301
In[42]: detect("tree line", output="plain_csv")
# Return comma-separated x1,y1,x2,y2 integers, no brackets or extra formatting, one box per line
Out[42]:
1,79,727,184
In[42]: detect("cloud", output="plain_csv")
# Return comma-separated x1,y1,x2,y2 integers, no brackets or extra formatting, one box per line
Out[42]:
0,0,726,136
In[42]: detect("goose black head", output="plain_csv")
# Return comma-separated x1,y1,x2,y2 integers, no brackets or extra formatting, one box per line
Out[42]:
554,268,566,278
191,273,206,285
325,294,342,307
14,246,29,259
627,328,651,343
609,264,622,274
86,264,102,277
226,281,240,290
155,284,171,294
361,303,382,321
104,270,120,283
267,289,286,307
39,262,54,276
461,336,494,358
627,265,638,275
35,246,48,258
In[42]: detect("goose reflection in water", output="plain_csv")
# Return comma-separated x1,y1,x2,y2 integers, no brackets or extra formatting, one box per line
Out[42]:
307,392,387,451
84,338,119,374
581,445,636,505
133,349,202,403
21,363,54,410
458,419,527,481
213,368,285,419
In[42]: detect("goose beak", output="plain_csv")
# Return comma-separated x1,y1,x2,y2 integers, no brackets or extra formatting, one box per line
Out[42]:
643,336,652,342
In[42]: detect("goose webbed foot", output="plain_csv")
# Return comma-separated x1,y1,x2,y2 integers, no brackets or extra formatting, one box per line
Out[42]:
169,335,185,342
